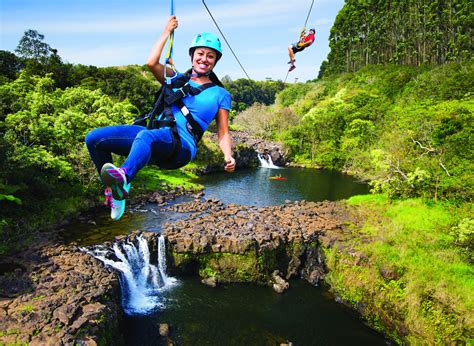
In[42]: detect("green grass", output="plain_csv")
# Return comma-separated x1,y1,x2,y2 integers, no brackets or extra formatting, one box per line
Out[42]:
134,165,203,193
21,304,34,312
325,194,474,344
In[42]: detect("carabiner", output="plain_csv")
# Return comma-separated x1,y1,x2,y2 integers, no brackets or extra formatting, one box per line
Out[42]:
164,58,178,85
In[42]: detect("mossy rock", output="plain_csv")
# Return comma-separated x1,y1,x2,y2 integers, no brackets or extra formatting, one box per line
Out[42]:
170,251,269,283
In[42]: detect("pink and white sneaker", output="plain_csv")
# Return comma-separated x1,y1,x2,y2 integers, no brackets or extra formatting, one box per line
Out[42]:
100,163,130,200
104,187,126,221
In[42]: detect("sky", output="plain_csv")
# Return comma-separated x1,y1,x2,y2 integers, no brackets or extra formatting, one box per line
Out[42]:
0,0,345,82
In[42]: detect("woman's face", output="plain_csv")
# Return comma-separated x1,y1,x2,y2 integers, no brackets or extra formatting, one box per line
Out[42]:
192,47,217,75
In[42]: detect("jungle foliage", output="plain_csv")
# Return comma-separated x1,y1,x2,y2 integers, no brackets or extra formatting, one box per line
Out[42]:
241,62,473,202
222,77,286,116
325,195,473,344
0,30,288,253
322,0,473,76
0,71,139,252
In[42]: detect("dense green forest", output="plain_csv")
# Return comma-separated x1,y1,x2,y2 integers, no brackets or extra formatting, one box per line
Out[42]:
0,30,286,253
238,62,473,201
320,0,472,76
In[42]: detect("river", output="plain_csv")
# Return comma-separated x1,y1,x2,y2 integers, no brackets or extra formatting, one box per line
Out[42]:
62,167,386,345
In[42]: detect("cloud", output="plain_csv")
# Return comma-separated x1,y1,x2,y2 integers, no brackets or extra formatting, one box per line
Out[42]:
1,0,328,34
60,42,147,66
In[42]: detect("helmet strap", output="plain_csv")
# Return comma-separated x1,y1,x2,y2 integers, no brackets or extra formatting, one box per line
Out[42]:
191,66,212,77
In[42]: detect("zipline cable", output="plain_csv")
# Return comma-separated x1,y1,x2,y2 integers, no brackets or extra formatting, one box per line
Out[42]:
165,0,175,62
202,0,251,80
304,0,315,29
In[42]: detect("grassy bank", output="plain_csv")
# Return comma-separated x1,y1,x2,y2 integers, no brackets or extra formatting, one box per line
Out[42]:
134,165,203,193
324,194,473,343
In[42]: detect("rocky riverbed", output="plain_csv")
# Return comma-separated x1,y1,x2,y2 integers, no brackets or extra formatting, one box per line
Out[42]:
0,231,121,345
0,192,356,345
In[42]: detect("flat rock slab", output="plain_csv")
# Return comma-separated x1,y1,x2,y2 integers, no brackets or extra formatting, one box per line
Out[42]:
163,199,352,253
0,197,353,344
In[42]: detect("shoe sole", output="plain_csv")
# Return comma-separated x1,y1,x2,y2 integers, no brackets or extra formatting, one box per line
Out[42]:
100,163,128,201
111,199,126,221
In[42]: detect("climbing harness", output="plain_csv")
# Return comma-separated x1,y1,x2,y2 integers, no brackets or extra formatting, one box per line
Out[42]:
202,0,251,80
132,0,228,168
133,70,223,168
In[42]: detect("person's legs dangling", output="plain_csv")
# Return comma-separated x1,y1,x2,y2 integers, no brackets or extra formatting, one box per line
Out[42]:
91,126,176,220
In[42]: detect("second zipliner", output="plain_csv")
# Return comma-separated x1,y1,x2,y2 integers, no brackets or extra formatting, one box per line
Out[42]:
287,28,316,72
287,0,316,73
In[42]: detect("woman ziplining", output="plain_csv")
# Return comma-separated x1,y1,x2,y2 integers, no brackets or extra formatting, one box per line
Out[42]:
85,15,235,221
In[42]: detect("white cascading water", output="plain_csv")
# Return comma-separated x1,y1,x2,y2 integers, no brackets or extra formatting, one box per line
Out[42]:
82,234,177,315
258,153,281,169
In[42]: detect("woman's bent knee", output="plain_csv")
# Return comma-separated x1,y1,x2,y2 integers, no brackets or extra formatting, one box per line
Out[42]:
85,128,103,148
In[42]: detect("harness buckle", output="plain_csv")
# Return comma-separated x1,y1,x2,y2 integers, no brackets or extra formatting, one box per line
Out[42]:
177,87,186,98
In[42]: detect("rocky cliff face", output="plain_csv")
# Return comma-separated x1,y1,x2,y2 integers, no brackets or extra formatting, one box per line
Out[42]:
232,130,288,167
155,199,350,289
201,131,288,173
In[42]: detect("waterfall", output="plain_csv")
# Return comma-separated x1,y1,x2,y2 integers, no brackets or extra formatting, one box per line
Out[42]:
82,234,177,315
258,153,280,169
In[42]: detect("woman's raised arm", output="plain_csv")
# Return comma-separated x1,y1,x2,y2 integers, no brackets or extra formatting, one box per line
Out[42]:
146,16,178,84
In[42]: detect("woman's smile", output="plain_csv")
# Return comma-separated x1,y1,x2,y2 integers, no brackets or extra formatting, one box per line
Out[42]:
192,48,216,73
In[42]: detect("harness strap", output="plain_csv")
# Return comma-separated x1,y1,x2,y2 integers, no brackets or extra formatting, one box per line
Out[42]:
145,74,217,164
175,99,205,143
164,82,216,105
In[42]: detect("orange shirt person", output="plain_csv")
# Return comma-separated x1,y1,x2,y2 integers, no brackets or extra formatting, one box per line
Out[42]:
287,28,315,71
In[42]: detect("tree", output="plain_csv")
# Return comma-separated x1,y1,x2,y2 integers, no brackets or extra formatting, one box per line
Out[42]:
223,78,285,112
221,75,232,84
0,50,23,81
15,29,52,61
324,0,473,75
317,60,328,79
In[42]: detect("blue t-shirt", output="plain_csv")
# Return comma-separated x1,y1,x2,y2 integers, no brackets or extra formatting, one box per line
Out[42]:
169,73,231,159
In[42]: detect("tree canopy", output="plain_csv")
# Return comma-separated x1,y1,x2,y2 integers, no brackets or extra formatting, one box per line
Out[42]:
323,0,473,76
15,29,52,61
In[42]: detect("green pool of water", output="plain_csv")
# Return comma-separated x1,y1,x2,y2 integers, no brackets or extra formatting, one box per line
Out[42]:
124,278,386,345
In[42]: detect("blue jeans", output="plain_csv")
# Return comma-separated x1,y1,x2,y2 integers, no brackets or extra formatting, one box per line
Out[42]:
85,125,191,183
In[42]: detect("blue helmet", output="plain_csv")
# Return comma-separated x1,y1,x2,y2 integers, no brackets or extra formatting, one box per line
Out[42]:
189,32,223,61
309,28,316,33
